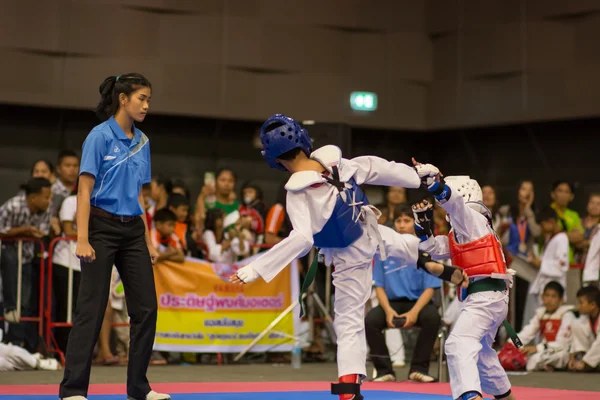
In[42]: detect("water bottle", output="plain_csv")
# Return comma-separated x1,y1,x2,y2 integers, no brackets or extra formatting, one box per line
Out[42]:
291,340,302,369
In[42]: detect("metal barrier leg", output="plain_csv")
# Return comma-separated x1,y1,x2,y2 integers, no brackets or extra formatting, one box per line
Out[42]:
16,240,23,322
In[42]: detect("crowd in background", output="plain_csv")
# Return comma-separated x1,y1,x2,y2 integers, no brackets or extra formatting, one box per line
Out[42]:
0,149,599,375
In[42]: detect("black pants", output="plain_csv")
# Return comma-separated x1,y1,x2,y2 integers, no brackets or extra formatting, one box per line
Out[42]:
59,215,157,399
365,299,441,376
52,264,81,353
0,244,35,351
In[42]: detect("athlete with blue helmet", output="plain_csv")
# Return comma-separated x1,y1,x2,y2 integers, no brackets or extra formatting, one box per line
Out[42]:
229,114,453,399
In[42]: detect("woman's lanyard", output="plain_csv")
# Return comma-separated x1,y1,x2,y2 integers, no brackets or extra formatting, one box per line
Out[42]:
517,218,528,254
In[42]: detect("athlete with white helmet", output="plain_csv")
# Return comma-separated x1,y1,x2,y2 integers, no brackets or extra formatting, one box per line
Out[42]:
412,161,519,400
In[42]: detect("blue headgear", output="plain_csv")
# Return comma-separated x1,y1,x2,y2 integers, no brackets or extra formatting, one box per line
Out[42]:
260,114,313,171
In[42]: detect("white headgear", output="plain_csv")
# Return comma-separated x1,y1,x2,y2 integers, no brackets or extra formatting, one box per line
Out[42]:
444,176,482,203
443,175,491,219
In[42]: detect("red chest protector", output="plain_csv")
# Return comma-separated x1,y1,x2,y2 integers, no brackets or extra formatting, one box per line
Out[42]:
448,231,508,278
539,319,562,342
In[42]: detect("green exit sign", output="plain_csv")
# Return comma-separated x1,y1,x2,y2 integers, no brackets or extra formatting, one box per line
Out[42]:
350,92,378,111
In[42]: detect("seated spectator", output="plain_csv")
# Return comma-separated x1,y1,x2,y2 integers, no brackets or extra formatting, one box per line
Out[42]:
524,207,569,325
0,178,51,351
365,205,441,383
17,160,55,198
149,174,171,218
203,208,249,263
170,178,191,202
49,150,80,237
569,285,600,372
513,282,575,371
0,330,58,371
30,159,55,184
482,184,507,234
151,209,185,263
550,180,584,264
167,193,190,251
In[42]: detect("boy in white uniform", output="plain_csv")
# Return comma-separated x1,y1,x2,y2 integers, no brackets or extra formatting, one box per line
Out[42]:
523,207,570,325
569,285,600,372
515,281,575,371
229,115,465,400
0,330,59,371
412,166,517,400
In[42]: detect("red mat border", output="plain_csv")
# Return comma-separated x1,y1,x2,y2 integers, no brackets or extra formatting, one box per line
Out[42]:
0,381,597,398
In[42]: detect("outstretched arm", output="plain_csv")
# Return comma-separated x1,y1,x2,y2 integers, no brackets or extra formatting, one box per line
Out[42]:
230,190,316,284
416,250,468,288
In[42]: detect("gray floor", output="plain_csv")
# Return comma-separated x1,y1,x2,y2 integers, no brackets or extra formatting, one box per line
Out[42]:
0,362,599,392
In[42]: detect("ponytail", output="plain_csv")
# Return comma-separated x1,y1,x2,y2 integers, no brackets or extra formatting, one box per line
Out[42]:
94,73,152,121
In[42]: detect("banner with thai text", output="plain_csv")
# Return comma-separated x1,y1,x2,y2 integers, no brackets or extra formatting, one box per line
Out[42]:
152,254,299,353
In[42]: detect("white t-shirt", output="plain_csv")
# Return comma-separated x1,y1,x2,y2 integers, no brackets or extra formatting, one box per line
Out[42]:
52,195,80,271
529,232,569,296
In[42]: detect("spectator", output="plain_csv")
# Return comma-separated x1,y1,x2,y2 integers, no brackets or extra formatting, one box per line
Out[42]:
381,187,407,228
49,150,80,236
193,168,239,234
582,230,600,286
513,282,575,371
365,204,441,383
524,207,569,326
30,159,55,184
576,193,600,264
169,179,191,203
51,182,81,354
501,180,541,330
0,178,51,351
0,330,58,371
167,193,190,252
239,181,266,251
503,180,541,258
482,184,507,233
550,180,584,264
149,174,171,218
151,209,185,263
203,208,248,263
264,182,292,246
569,285,600,372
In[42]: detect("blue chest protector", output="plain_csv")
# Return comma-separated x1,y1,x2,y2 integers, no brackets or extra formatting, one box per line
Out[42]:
313,176,369,249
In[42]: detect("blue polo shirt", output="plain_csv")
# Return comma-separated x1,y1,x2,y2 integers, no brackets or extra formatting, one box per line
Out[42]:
80,116,151,216
373,255,441,301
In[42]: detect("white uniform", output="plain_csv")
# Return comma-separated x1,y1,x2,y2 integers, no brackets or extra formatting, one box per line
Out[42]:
518,305,575,371
420,192,512,399
0,330,57,371
523,232,569,325
570,313,600,369
245,147,420,378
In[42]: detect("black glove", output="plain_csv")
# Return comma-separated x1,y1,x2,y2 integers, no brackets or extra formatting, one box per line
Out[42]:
413,202,434,241
416,250,432,270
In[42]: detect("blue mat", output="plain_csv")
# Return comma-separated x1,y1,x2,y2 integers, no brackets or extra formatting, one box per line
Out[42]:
2,392,450,399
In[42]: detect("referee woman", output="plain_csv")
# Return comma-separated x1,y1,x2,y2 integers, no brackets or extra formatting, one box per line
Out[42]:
59,74,169,400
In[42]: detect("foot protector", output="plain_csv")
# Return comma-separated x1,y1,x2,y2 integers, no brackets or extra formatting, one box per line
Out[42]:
460,391,482,400
331,374,363,400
